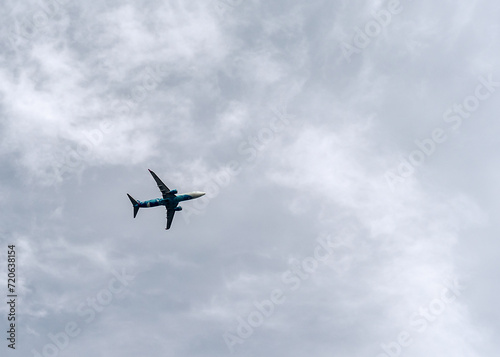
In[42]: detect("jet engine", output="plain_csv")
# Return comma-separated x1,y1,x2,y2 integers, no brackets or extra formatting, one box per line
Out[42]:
168,189,178,195
174,206,183,211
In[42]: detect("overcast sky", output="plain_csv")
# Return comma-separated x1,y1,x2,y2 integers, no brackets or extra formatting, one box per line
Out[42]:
1,0,500,356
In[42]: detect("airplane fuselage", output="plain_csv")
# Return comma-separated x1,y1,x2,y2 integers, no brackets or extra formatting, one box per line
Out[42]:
136,192,205,210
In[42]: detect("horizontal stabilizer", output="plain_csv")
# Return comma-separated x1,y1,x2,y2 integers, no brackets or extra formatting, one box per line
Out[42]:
127,194,140,218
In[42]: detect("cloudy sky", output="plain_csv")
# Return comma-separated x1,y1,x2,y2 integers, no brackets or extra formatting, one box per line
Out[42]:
1,0,500,356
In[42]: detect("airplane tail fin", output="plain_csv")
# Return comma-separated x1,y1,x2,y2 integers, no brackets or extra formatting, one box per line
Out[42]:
127,194,140,218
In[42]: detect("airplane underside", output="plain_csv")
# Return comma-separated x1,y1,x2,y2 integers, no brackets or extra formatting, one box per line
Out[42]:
127,170,205,230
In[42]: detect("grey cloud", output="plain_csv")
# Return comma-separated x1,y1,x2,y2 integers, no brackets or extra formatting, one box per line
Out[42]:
1,1,500,356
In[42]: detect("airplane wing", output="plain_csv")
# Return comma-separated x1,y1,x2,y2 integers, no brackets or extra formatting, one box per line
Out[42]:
149,169,175,198
166,208,176,230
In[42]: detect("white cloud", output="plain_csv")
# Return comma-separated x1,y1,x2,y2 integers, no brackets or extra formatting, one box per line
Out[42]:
1,0,499,356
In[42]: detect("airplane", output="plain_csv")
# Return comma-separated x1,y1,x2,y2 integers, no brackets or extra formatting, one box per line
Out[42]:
127,169,205,230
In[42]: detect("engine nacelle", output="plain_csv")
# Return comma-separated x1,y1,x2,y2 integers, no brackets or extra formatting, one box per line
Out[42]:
174,206,182,211
168,189,178,195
